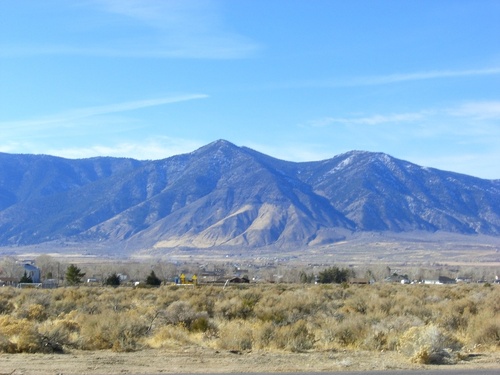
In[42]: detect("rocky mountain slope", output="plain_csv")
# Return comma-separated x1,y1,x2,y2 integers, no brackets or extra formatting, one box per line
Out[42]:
0,140,499,252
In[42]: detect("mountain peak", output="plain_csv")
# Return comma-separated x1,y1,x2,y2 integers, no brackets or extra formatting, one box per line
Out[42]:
191,139,240,156
207,139,237,149
334,150,402,169
0,142,499,251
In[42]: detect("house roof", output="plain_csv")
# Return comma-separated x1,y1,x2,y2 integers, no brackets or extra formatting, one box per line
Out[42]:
0,277,18,282
23,264,40,272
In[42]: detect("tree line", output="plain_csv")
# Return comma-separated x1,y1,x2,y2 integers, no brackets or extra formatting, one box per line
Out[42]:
66,264,162,287
300,266,354,284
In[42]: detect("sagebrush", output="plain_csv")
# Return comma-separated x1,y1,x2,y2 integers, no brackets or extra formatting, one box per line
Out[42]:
0,283,498,362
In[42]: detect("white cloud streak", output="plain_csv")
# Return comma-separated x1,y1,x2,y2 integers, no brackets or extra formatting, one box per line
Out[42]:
1,0,260,59
263,66,500,91
449,101,500,120
304,112,428,128
347,67,500,86
43,136,205,160
303,100,500,129
0,94,208,131
298,100,500,179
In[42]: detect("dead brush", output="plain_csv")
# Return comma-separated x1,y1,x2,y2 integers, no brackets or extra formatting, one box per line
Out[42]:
215,319,253,351
146,324,194,349
399,324,463,364
272,319,315,352
467,310,500,349
0,283,498,357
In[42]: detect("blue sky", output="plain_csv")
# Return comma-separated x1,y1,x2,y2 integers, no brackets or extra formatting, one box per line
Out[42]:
1,0,499,179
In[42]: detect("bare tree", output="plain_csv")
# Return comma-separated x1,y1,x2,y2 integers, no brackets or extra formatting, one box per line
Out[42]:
367,264,392,282
0,256,24,278
35,254,61,280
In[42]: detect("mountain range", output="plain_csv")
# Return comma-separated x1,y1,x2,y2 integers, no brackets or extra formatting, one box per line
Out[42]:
0,140,499,254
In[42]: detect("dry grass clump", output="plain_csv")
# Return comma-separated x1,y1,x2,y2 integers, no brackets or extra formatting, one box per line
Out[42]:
146,324,194,349
0,282,499,363
0,315,39,353
216,319,254,351
399,324,462,364
76,309,149,352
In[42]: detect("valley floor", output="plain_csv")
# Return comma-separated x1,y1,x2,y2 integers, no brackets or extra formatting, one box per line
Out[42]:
1,347,500,375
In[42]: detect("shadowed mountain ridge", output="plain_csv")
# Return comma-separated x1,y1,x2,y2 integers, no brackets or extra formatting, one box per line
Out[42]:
0,141,498,251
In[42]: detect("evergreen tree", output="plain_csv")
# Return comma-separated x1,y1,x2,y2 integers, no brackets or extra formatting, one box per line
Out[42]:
105,273,121,287
19,271,33,283
317,266,353,284
146,270,162,286
65,264,85,285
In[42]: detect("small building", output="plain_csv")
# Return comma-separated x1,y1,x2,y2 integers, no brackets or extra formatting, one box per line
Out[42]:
0,277,18,287
199,271,221,283
22,263,41,283
384,274,409,284
175,273,198,285
226,276,250,284
349,278,370,285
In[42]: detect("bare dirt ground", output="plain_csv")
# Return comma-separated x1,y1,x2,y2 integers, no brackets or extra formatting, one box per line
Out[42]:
1,347,499,375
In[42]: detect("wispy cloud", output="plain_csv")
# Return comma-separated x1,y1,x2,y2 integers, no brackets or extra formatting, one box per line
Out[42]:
43,136,205,160
448,101,500,120
262,66,500,90
0,94,208,131
297,100,500,178
347,67,500,86
1,0,260,59
302,111,428,128
303,99,500,129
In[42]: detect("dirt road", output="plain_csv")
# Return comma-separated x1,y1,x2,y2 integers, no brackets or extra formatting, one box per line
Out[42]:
1,347,499,375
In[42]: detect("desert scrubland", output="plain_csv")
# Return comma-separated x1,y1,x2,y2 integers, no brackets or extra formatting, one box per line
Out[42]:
0,282,499,372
